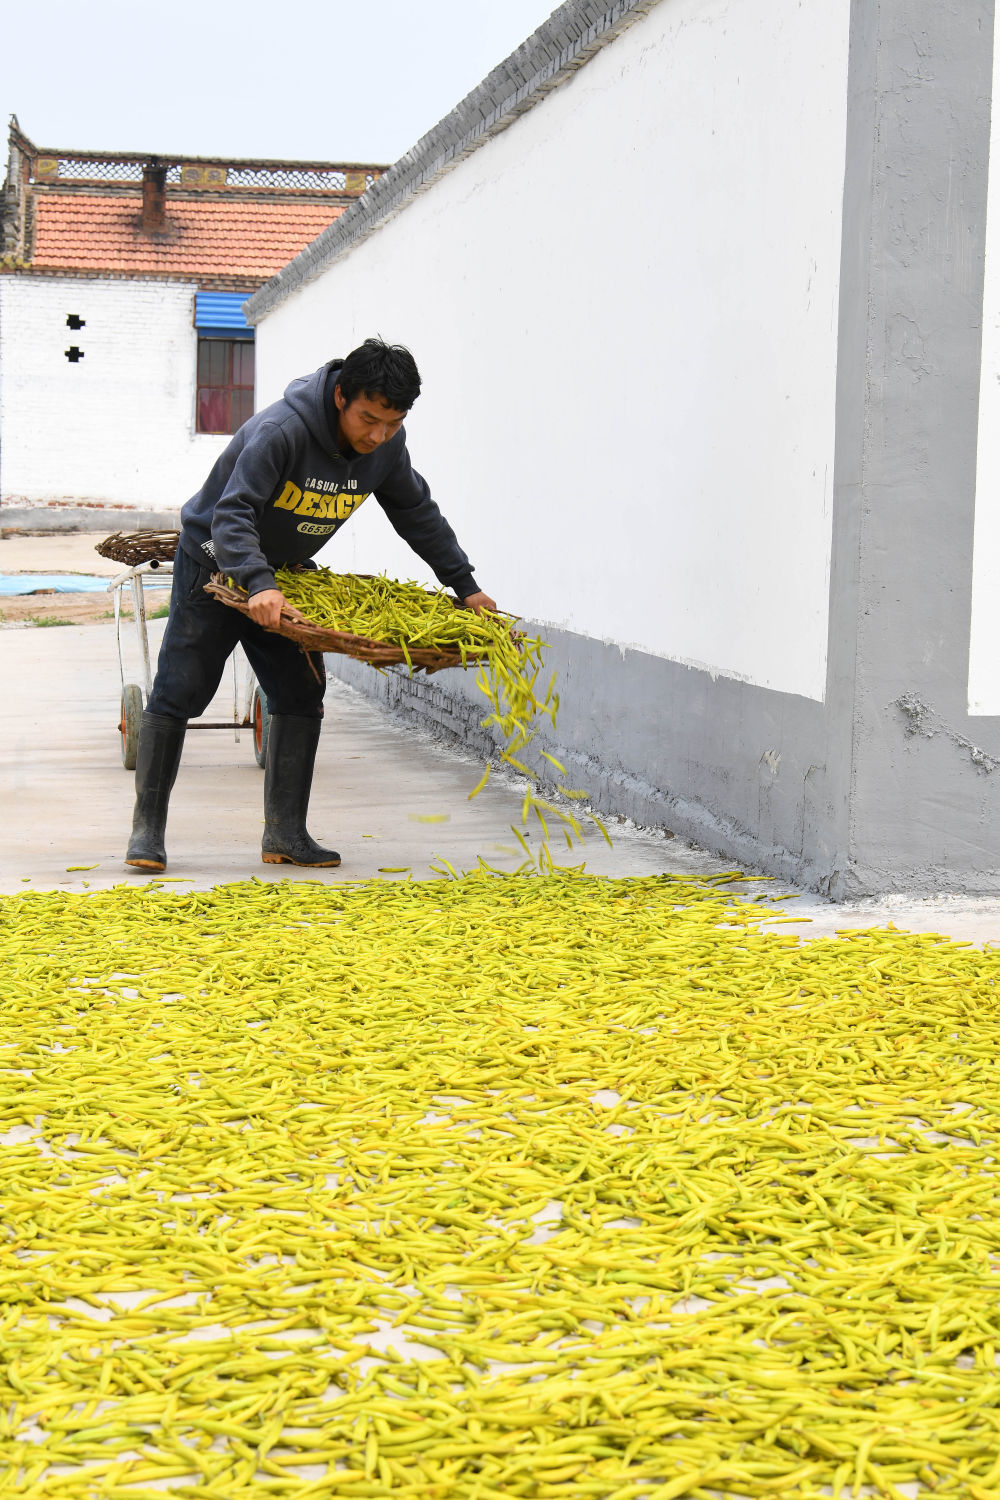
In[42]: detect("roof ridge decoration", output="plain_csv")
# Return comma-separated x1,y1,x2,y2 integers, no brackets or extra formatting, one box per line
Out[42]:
244,0,663,322
1,119,388,263
1,116,388,272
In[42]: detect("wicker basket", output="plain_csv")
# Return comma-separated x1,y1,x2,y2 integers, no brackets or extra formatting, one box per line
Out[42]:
95,530,180,566
204,575,488,675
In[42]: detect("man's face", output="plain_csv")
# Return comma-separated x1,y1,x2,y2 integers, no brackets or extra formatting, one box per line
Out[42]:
334,384,407,454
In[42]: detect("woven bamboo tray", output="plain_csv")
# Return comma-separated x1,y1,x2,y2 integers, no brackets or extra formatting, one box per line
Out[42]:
96,530,180,566
204,575,488,675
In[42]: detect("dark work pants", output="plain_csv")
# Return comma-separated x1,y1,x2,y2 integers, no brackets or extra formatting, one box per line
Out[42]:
146,546,326,721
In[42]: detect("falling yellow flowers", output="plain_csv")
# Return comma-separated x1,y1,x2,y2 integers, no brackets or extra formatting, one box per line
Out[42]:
275,569,605,867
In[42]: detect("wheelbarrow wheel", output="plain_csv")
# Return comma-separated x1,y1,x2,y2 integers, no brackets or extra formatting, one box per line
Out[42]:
120,683,143,770
251,684,271,769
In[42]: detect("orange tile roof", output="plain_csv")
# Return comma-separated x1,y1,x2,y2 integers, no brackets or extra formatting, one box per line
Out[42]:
30,192,344,282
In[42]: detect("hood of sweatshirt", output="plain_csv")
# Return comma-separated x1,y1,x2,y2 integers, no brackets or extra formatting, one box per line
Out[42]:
281,363,342,460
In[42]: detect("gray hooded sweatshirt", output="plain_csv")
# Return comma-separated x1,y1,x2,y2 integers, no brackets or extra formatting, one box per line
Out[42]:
178,361,479,600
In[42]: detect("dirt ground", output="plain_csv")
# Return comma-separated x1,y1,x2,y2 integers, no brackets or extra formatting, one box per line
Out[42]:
0,531,173,628
0,590,158,627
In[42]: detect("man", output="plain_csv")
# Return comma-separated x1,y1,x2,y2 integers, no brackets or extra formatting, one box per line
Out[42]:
126,338,496,873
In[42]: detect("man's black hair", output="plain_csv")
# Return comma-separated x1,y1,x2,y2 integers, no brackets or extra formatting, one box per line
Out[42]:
337,338,421,413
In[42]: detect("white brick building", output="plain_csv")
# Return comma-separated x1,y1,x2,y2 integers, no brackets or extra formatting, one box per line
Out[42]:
0,120,384,522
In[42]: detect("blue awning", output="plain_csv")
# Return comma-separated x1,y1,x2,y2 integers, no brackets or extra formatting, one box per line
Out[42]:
195,292,253,336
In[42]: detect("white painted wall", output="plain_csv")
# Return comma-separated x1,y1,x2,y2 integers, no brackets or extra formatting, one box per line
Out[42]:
0,276,231,509
255,0,849,701
969,30,1000,715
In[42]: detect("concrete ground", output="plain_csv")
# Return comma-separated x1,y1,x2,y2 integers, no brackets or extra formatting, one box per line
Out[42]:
0,531,125,575
2,530,999,946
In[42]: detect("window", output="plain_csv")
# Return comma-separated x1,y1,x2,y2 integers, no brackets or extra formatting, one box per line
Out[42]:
196,337,255,434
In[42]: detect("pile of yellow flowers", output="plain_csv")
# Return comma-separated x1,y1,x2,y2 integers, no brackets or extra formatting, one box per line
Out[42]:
2,870,1000,1496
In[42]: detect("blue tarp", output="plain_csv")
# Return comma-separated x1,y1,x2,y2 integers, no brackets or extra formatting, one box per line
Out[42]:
0,574,170,596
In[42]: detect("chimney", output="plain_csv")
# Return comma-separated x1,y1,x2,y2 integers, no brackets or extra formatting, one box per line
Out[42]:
141,160,167,232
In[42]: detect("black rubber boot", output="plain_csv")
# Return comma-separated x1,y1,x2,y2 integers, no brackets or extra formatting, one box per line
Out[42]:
125,712,186,871
261,713,341,867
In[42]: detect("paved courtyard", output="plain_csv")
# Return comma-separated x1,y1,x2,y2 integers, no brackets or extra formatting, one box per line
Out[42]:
1,528,998,945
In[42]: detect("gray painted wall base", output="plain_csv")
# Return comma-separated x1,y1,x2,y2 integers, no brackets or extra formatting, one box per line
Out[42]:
326,606,1000,900
0,506,179,535
323,632,828,899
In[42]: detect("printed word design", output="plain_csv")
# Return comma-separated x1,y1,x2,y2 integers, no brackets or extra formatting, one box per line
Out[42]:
273,481,369,522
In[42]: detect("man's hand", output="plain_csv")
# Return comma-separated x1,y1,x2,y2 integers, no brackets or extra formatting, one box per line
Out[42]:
247,588,307,629
462,590,498,615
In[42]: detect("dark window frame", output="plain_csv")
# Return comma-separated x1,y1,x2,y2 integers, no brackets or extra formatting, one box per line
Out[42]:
196,333,255,435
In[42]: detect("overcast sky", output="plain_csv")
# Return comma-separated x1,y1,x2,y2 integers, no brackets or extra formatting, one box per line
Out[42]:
1,0,559,167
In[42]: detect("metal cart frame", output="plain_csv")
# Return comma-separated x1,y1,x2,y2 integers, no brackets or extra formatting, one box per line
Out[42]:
108,559,270,771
